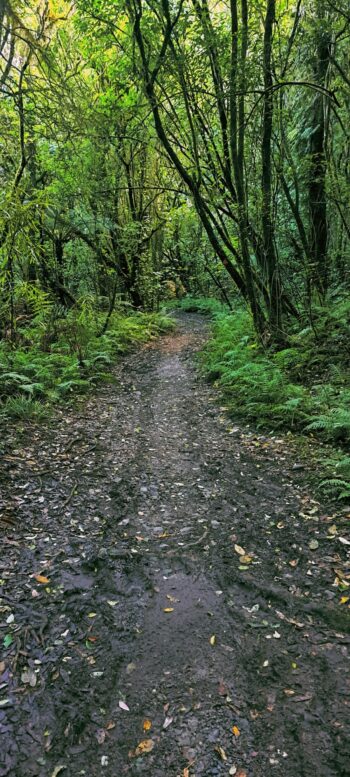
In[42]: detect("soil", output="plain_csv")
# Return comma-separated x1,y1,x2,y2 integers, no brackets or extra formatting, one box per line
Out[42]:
0,312,349,777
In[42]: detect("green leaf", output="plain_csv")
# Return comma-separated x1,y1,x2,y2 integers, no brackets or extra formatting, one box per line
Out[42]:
3,634,13,649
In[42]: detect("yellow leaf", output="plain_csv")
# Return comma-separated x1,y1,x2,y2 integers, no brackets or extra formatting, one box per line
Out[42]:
232,725,240,737
210,635,216,645
88,613,96,618
163,608,174,613
34,574,50,584
214,745,227,761
234,544,245,556
134,739,154,756
143,719,152,731
340,596,349,605
239,555,252,564
50,767,66,777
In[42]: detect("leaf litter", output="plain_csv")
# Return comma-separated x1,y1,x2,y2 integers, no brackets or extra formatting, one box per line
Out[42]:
0,312,349,776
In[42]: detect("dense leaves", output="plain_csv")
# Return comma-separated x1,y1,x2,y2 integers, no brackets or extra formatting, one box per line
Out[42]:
0,2,349,429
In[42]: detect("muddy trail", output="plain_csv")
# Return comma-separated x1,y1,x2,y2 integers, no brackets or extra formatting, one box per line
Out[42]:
0,312,349,777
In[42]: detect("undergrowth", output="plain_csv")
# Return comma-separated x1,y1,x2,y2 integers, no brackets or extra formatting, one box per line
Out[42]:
196,298,350,500
174,296,228,316
0,305,174,420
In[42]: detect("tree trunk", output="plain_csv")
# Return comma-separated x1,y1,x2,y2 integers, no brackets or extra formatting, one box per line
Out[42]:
261,0,283,338
308,3,331,297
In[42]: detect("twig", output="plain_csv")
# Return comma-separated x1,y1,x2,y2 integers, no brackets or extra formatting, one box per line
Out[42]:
62,481,78,509
185,528,209,547
65,437,83,453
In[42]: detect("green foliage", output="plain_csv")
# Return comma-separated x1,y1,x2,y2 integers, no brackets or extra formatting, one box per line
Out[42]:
320,455,350,500
3,396,50,421
306,404,350,442
203,309,311,428
174,296,228,317
201,302,350,498
0,309,174,419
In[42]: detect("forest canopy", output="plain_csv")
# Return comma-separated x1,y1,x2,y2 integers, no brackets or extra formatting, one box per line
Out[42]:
0,0,349,457
1,0,349,332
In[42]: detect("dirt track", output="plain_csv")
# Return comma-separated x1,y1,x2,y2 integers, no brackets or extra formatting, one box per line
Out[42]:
0,312,349,777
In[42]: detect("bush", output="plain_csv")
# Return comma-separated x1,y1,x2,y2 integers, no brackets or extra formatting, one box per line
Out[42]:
171,295,228,316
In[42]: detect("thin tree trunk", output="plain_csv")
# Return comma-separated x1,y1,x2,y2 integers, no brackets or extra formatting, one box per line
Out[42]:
261,0,283,338
308,15,331,298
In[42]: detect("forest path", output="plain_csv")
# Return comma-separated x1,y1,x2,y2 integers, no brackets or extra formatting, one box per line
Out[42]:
0,313,349,777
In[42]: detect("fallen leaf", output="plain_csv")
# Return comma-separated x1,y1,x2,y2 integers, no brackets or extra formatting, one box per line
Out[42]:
183,769,190,777
239,555,252,564
107,600,118,607
328,524,338,536
289,559,298,567
340,596,349,605
134,739,154,756
234,544,245,556
291,693,312,702
34,574,50,584
50,767,66,777
96,728,106,744
214,745,227,761
163,608,174,613
166,594,180,603
229,768,237,776
218,680,228,696
339,537,350,545
232,725,240,737
88,613,97,618
21,668,37,687
163,715,173,729
143,719,152,731
106,721,115,730
236,770,247,777
309,540,319,550
119,700,130,712
210,635,216,646
3,634,13,649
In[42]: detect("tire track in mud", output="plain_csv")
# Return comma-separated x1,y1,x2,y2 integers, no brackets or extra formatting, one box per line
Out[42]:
0,313,349,777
